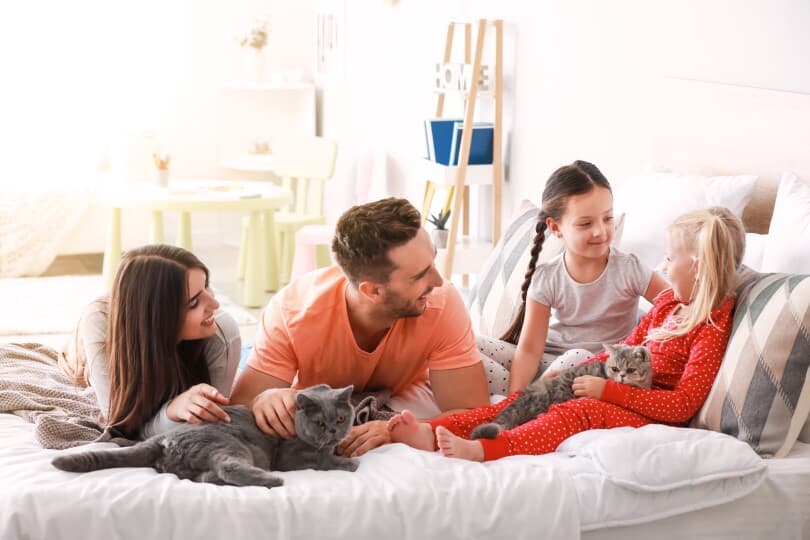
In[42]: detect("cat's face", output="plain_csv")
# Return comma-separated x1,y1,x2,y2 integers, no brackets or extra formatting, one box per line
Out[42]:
294,384,355,447
603,344,653,388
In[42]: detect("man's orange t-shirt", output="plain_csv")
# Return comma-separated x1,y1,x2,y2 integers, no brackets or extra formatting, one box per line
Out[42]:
246,266,480,395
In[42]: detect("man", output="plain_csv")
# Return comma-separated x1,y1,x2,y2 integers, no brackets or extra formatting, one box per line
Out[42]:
231,198,489,457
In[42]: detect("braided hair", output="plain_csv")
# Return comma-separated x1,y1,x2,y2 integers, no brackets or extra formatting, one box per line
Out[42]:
500,160,612,344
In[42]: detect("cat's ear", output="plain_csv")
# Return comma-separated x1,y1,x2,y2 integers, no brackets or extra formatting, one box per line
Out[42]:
296,392,317,410
635,346,651,362
603,343,617,356
336,385,354,402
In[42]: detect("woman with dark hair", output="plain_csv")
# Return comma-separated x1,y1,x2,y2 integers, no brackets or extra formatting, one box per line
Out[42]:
59,244,241,439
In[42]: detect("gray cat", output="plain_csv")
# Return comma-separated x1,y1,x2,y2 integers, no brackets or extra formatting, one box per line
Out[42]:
471,344,652,440
52,384,358,488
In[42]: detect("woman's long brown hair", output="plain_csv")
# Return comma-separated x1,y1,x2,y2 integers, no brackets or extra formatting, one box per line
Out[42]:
106,245,211,438
500,160,612,344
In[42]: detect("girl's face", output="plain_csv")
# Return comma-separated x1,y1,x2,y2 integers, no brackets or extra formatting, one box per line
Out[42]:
663,232,698,303
178,267,220,342
547,186,614,260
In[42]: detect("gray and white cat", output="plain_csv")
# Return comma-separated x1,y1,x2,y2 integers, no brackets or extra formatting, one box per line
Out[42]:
471,344,652,440
52,384,358,488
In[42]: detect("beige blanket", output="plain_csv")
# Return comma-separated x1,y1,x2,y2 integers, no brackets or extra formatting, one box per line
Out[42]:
0,342,130,449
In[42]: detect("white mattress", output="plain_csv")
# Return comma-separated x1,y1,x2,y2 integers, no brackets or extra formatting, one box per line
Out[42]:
0,412,804,540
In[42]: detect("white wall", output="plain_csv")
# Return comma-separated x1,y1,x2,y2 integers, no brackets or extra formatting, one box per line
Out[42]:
53,0,810,254
55,0,317,254
322,0,810,230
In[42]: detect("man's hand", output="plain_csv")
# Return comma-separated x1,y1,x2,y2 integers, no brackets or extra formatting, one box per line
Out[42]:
252,387,298,438
338,420,391,457
572,375,606,399
167,384,231,424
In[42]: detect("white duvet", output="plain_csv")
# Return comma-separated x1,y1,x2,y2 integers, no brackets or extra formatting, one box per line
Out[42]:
0,415,766,540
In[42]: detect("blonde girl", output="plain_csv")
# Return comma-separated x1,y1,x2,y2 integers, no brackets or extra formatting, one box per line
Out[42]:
389,207,744,461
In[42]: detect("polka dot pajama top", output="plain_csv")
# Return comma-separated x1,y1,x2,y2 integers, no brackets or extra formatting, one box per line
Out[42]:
429,289,736,461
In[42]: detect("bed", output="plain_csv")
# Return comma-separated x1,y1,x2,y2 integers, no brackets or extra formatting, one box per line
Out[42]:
2,79,810,540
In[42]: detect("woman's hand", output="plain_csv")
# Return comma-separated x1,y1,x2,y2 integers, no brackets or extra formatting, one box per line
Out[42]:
167,383,231,424
572,375,606,399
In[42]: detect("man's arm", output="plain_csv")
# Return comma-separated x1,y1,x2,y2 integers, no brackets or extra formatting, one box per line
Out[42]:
230,365,290,405
339,363,489,458
429,362,489,412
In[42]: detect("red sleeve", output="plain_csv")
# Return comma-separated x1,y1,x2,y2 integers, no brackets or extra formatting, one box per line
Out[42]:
600,297,735,424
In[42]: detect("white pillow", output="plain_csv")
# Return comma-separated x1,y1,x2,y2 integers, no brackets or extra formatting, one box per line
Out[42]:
614,172,757,270
742,232,767,271
762,172,810,274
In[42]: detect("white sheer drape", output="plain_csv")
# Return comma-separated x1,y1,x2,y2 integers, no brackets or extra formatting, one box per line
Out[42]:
0,1,193,275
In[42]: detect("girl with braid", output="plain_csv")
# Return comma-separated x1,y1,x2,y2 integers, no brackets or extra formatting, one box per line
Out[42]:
478,161,668,396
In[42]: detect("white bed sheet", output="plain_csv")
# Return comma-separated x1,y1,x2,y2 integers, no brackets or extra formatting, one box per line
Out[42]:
0,413,792,540
0,413,580,540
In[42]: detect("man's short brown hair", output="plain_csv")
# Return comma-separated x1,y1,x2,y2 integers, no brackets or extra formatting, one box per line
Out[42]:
332,198,422,285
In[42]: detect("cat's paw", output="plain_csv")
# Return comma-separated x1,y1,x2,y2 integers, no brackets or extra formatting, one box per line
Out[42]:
263,475,284,489
338,459,359,472
470,423,501,440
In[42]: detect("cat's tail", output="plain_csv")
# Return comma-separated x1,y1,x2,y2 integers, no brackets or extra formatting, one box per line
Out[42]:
470,423,502,440
52,442,163,473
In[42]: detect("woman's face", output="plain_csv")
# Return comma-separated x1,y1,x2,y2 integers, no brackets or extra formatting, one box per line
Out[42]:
178,268,220,341
663,232,698,303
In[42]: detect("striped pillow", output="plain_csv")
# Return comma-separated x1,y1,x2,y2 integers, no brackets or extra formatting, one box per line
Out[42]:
467,200,624,338
693,272,810,458
468,201,545,338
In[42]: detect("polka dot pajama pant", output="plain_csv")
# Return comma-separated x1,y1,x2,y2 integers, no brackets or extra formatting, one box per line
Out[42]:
476,335,593,396
430,393,655,460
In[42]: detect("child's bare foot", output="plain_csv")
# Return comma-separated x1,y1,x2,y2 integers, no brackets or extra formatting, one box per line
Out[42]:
435,426,485,462
387,410,435,452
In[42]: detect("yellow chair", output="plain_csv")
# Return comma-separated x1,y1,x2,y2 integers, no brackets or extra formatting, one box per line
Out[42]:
238,136,338,287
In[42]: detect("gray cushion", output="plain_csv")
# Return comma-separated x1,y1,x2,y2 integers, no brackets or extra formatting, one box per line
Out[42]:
693,271,810,457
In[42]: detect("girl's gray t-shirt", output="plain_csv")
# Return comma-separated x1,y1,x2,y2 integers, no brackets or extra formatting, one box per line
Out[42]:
528,247,653,356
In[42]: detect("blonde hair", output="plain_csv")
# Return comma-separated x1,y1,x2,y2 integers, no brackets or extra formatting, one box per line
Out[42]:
647,207,745,342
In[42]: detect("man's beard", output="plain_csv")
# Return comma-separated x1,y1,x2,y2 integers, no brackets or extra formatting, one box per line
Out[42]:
382,288,430,318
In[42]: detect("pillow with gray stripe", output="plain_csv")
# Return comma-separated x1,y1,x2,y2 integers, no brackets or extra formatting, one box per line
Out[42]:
692,271,810,458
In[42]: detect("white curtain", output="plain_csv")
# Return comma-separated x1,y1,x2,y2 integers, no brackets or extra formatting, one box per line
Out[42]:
0,1,194,275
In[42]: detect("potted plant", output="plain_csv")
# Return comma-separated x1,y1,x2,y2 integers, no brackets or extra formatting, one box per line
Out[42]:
151,150,171,188
427,208,451,248
240,18,269,81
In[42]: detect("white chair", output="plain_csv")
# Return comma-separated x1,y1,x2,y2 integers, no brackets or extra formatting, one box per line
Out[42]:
238,136,338,287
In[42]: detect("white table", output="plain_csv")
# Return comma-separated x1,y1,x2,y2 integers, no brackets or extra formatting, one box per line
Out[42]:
101,180,292,307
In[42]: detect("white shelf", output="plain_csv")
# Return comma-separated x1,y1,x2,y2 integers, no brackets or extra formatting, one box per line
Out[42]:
422,158,497,186
435,236,494,275
222,82,315,91
222,154,274,173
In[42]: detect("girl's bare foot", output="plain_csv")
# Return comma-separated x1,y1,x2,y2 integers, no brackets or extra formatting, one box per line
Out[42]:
387,410,435,451
435,426,484,462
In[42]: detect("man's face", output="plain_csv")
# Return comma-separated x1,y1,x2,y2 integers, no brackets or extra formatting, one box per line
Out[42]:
380,229,443,318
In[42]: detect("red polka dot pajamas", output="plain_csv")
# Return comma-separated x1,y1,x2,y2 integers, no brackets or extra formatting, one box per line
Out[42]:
429,290,736,461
